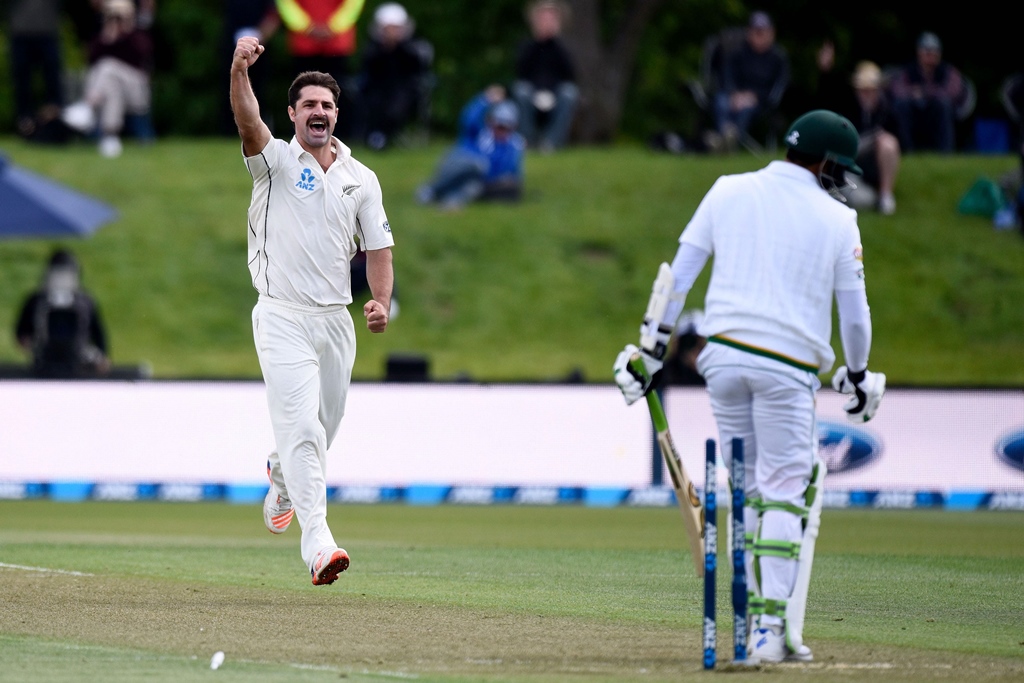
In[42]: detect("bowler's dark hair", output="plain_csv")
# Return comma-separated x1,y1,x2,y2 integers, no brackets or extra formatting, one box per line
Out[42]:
287,71,341,109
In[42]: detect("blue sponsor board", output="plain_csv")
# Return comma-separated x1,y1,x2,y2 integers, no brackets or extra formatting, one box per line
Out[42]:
817,420,883,474
4,482,1024,510
995,428,1024,473
0,482,46,499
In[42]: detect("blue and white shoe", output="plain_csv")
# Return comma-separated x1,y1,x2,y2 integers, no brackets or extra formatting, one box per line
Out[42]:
747,625,787,664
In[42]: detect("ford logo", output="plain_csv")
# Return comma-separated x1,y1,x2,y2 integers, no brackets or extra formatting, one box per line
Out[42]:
995,428,1024,472
816,419,882,474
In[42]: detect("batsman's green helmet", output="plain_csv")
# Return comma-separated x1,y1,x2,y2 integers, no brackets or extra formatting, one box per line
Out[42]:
784,110,862,175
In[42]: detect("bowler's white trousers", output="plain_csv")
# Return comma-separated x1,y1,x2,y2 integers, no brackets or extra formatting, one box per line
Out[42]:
253,296,356,571
697,342,819,625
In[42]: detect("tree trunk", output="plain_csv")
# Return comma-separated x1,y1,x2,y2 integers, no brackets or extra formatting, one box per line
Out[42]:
562,0,666,142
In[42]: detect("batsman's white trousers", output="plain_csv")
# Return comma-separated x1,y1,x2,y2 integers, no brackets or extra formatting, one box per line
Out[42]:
253,296,356,571
697,342,819,623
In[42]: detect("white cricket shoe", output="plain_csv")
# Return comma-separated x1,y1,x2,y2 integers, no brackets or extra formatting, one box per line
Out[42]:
747,625,787,664
62,101,96,133
263,486,294,534
311,547,350,586
785,643,813,662
878,192,897,216
99,135,122,158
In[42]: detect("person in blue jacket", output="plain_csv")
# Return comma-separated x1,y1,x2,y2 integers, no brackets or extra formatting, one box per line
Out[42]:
416,94,525,210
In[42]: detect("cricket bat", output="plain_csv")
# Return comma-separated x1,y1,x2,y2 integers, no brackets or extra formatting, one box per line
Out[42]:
630,354,705,577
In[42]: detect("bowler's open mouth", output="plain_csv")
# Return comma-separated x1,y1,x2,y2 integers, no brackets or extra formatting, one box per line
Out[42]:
309,118,328,133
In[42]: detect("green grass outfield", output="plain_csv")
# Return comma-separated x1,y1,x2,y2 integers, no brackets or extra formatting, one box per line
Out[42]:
1,501,1022,682
1,137,1022,384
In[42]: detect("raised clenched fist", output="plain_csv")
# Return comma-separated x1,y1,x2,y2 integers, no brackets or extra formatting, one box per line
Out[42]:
233,36,264,69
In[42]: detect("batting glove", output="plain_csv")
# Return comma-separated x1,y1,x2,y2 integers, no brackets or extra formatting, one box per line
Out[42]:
613,343,663,405
832,367,886,423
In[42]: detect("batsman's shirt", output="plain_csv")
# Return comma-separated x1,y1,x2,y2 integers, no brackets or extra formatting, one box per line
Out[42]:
680,160,865,373
244,136,394,306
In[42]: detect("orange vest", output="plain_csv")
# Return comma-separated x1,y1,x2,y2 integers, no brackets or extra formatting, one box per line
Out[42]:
276,0,365,57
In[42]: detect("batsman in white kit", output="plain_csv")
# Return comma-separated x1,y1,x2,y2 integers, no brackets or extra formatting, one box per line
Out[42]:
230,36,395,585
614,110,886,663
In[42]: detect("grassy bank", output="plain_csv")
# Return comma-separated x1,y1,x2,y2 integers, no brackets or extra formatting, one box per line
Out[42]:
0,137,1020,384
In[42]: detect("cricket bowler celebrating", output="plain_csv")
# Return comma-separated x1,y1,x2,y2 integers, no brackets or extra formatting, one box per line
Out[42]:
231,36,395,585
613,110,886,663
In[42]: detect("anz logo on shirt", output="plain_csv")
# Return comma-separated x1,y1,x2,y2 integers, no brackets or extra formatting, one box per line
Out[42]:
295,168,317,192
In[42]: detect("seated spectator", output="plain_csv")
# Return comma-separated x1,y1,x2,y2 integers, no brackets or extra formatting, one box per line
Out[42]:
61,0,153,158
511,0,578,152
710,11,789,151
358,2,434,150
840,61,901,215
888,32,968,153
415,99,525,210
457,83,508,145
15,249,110,379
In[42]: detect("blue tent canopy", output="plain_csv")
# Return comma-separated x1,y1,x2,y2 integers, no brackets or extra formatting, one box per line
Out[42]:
0,155,118,239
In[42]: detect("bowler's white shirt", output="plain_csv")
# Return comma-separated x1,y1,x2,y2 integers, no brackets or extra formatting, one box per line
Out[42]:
680,160,865,372
244,136,394,306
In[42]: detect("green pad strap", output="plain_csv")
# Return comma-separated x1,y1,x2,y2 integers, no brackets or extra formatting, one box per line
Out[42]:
748,595,787,617
752,539,801,559
759,500,808,518
804,462,821,508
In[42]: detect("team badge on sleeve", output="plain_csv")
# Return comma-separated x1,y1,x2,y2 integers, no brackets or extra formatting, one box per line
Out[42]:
853,246,863,261
382,221,391,233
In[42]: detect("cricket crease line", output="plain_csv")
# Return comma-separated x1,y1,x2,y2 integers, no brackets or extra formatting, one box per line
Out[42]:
793,662,955,670
0,562,94,576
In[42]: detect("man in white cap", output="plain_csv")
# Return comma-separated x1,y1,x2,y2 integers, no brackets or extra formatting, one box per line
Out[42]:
358,2,433,150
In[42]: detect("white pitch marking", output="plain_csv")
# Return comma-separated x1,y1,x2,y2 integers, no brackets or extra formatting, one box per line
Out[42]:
0,562,93,576
789,662,954,670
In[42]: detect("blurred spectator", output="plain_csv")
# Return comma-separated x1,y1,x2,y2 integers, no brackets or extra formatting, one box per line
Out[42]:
888,32,969,153
221,0,279,134
1002,73,1024,232
415,99,525,210
457,84,508,145
275,0,366,138
7,0,65,141
511,0,578,152
69,0,156,43
710,11,789,152
838,61,901,215
15,249,110,379
662,310,706,387
61,0,154,158
358,2,433,150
